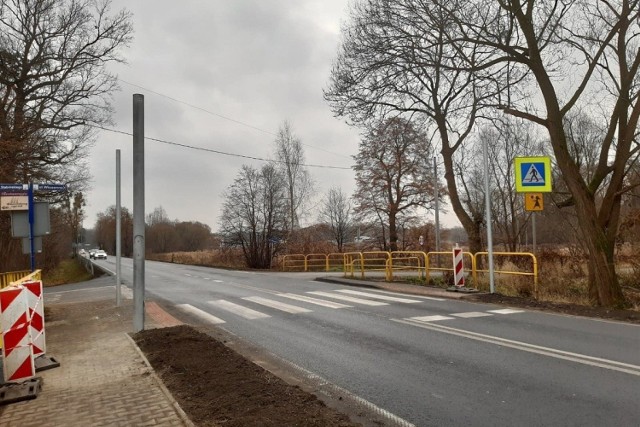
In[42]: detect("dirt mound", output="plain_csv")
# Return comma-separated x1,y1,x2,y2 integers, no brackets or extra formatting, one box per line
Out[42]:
133,325,361,427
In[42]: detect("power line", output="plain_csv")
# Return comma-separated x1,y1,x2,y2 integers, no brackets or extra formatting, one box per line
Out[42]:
118,79,352,160
90,124,352,170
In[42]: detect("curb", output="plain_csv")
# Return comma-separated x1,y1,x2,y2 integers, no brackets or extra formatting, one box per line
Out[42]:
125,333,196,427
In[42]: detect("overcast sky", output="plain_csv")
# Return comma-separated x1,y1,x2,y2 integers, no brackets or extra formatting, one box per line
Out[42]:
86,0,458,231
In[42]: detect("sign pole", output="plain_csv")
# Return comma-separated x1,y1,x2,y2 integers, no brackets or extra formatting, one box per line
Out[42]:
28,182,35,271
532,212,536,254
116,149,122,307
482,138,495,293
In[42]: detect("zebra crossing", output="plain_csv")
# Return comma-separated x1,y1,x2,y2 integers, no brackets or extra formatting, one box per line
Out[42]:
175,288,526,326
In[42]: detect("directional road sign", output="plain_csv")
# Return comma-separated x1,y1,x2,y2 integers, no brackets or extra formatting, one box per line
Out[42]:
35,183,67,191
0,183,27,192
515,156,552,193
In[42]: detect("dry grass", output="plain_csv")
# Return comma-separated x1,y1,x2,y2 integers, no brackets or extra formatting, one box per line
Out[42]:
42,258,94,286
147,249,246,270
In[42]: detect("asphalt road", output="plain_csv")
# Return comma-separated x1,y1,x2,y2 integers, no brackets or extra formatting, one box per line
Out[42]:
84,256,640,427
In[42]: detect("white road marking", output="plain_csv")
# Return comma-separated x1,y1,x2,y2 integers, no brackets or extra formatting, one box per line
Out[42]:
335,289,422,303
207,300,270,320
176,304,226,324
278,293,352,309
394,318,640,377
488,308,526,314
243,296,312,314
410,315,454,322
358,288,446,301
307,291,388,306
213,279,223,283
450,311,493,318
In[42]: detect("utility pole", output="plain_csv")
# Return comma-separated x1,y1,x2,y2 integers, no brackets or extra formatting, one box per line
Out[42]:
116,149,122,307
133,94,145,332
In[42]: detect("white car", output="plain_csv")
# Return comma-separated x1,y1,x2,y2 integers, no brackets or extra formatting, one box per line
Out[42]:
93,250,107,260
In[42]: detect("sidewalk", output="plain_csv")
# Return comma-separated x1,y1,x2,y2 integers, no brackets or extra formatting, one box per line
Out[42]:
0,277,192,427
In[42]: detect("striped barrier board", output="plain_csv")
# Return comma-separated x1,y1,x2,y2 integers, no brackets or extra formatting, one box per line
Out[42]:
23,281,46,357
0,286,35,382
453,246,465,288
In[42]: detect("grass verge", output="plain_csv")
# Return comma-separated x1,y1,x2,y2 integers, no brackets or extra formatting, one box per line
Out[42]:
42,257,94,287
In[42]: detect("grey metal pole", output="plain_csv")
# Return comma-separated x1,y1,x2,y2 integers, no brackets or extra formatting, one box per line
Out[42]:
133,94,145,332
532,212,536,255
116,149,122,307
482,138,495,293
433,156,440,253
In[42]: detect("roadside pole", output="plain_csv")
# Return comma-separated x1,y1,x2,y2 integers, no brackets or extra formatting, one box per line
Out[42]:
482,138,495,293
116,149,122,307
28,182,35,271
133,94,145,332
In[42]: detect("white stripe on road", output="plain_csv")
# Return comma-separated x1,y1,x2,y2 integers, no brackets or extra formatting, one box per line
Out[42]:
394,318,640,377
359,288,445,301
243,296,312,314
450,311,494,318
488,308,526,314
278,293,352,309
207,300,270,320
410,315,454,322
335,289,422,303
307,291,388,306
176,304,226,324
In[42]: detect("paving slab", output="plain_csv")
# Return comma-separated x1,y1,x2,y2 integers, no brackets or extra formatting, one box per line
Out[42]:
0,285,192,427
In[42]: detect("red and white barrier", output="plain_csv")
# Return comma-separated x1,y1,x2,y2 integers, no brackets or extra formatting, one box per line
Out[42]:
0,286,35,382
452,245,465,288
23,281,46,357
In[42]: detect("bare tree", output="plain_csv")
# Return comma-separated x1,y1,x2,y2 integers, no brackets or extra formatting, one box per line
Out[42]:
274,121,313,232
0,0,132,266
0,0,132,185
95,205,133,256
219,164,288,269
325,0,496,253
319,187,353,252
440,0,640,307
353,117,435,251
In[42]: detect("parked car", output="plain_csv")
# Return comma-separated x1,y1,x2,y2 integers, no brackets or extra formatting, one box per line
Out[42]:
93,250,107,260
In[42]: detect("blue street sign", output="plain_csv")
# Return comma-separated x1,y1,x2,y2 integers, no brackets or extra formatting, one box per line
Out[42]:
0,183,27,192
36,183,67,191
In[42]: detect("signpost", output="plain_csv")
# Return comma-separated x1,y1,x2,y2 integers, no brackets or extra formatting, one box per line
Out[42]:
1,182,67,271
514,157,552,254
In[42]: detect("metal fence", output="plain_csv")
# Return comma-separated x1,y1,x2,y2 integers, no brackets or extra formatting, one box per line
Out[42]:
0,270,42,289
282,250,537,292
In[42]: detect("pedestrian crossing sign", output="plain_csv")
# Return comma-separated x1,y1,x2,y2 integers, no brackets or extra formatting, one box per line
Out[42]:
515,156,552,193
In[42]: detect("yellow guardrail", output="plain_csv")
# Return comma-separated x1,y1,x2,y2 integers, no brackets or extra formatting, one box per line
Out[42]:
282,254,306,271
305,253,329,271
474,252,538,297
1,270,41,289
388,251,428,281
282,251,537,295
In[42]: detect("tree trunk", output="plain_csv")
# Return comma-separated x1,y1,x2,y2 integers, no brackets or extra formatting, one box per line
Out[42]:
388,211,398,251
441,144,483,254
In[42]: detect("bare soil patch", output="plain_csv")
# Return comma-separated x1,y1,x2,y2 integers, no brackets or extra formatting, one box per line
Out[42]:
132,325,361,427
